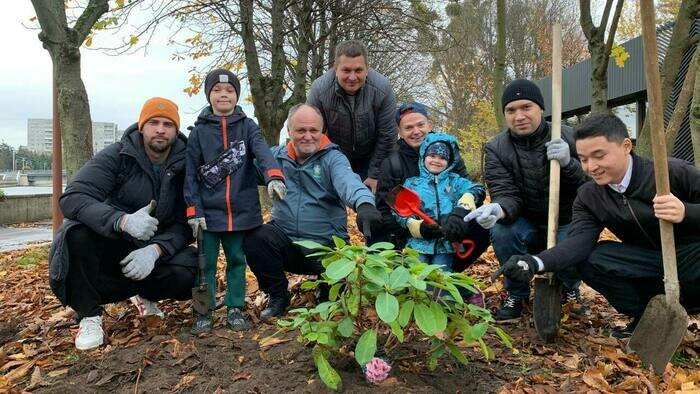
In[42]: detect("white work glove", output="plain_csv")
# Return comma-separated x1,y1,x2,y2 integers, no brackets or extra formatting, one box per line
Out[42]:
187,217,207,238
464,203,505,229
267,179,287,201
120,245,160,281
120,201,158,241
545,138,571,167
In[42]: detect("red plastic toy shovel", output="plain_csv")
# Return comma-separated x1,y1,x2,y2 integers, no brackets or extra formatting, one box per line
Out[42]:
387,185,475,259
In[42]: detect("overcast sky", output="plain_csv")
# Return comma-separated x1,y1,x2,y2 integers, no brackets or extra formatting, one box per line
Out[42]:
0,3,258,149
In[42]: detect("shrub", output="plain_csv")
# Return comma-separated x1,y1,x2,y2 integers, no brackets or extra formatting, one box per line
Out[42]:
276,238,512,391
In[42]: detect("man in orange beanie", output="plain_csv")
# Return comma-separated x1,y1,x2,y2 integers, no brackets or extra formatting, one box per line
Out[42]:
49,97,197,351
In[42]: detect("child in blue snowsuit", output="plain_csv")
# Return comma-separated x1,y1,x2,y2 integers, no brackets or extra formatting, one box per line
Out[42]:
394,133,485,271
184,69,287,334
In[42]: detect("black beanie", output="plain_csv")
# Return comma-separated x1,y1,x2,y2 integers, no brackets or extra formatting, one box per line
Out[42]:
501,79,545,112
204,69,241,103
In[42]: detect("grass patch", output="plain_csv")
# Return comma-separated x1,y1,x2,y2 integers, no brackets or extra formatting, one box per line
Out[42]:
16,246,49,266
672,352,700,368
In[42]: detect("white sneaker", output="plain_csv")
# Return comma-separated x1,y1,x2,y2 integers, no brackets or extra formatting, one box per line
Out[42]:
75,316,104,350
130,295,165,318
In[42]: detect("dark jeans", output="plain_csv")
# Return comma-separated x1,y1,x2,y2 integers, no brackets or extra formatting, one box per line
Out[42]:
65,225,196,318
579,240,700,319
491,217,580,299
243,224,324,297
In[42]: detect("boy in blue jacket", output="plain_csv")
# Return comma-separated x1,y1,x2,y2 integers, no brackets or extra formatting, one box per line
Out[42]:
395,133,485,272
185,69,287,334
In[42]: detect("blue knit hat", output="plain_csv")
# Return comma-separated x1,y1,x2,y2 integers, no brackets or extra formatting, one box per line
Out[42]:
396,101,429,126
425,141,451,162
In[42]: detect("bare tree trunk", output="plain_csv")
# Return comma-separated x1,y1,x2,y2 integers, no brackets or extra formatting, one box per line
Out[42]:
492,0,506,130
691,51,700,168
31,0,108,179
580,0,624,114
665,49,698,155
635,0,700,156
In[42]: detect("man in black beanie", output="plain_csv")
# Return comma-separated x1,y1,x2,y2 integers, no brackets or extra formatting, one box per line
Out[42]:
464,78,588,322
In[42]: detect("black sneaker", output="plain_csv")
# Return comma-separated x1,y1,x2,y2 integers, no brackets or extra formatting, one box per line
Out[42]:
562,288,586,315
611,318,638,339
494,296,524,323
190,314,212,335
260,294,291,321
227,308,250,331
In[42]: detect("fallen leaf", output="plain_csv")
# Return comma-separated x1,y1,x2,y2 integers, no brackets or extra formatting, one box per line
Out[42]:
86,369,99,384
582,367,612,392
232,371,251,382
27,365,48,390
258,337,291,349
4,361,34,384
47,368,69,378
376,376,399,387
171,375,195,392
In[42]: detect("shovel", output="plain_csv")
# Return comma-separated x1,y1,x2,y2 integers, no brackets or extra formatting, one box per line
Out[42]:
191,227,211,316
532,24,563,343
628,2,688,374
387,185,476,259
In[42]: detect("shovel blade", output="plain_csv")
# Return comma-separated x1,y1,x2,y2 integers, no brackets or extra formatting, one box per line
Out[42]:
628,295,688,374
533,275,562,343
192,286,210,316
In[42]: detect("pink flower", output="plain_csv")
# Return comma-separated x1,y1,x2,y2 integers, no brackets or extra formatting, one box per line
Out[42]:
364,357,391,384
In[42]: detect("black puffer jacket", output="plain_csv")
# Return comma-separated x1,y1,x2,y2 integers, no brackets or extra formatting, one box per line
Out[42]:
49,124,193,304
539,154,700,271
484,120,587,226
307,69,397,178
375,136,473,245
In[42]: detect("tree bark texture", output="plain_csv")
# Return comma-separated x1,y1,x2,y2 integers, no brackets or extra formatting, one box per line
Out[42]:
31,0,109,179
579,0,624,114
493,0,506,130
691,50,700,168
635,0,700,156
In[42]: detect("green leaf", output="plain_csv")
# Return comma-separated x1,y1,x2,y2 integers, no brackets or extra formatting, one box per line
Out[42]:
368,242,395,251
355,329,377,366
362,265,388,286
494,326,513,349
332,236,346,249
469,322,488,341
300,280,319,290
478,338,494,360
417,264,441,280
338,317,354,337
408,275,427,291
398,299,414,327
429,301,447,334
388,267,410,290
378,249,399,257
376,292,399,323
414,303,437,336
388,320,404,343
313,348,342,391
447,343,469,366
294,240,332,251
443,282,463,304
348,289,360,316
329,283,342,301
325,258,356,281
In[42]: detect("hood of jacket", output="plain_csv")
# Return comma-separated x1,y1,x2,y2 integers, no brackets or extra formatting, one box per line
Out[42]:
417,132,461,180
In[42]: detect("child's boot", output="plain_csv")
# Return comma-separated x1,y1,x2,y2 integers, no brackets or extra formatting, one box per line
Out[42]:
227,307,250,331
191,313,212,334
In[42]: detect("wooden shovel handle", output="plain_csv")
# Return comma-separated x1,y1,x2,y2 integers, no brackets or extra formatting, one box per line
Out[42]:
547,23,562,250
639,2,679,302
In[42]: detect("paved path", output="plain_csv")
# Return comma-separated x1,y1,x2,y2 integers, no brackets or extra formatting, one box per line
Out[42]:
0,226,53,252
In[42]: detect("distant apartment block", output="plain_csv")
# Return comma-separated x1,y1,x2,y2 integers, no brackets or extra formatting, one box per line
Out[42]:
27,119,119,154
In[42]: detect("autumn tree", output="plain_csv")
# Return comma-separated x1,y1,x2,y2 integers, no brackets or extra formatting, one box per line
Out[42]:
579,0,625,114
30,0,112,178
493,0,506,130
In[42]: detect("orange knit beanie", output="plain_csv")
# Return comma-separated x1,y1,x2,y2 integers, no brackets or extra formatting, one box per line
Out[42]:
138,97,180,130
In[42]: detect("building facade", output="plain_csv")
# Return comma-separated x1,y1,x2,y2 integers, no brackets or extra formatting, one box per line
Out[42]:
27,119,119,155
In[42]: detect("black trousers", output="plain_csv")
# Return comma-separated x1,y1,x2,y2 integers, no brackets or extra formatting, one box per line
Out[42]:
65,225,197,318
243,224,324,297
578,240,700,319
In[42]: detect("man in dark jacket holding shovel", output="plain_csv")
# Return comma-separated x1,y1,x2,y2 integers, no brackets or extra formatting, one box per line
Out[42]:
49,97,196,350
466,79,588,322
494,113,700,337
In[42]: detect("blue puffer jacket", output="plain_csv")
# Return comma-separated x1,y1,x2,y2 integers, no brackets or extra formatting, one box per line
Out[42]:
184,106,284,232
269,135,375,246
395,133,485,255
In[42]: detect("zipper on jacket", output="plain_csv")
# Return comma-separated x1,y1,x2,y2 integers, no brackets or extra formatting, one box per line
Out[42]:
432,175,441,255
222,116,233,231
622,195,658,249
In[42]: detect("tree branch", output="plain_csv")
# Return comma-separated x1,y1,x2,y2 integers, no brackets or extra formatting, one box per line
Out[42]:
73,0,110,43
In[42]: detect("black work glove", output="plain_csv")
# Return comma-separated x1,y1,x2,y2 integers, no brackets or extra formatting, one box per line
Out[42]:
419,221,444,240
356,203,382,237
491,254,539,283
441,207,470,242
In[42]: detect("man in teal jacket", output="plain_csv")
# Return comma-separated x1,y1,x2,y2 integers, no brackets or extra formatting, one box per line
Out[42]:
243,103,382,320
